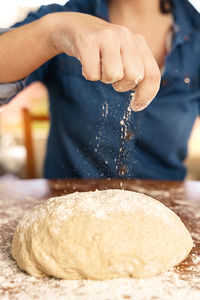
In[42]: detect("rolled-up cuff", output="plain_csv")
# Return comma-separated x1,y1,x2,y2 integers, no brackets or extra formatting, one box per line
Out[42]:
0,28,11,34
0,79,27,106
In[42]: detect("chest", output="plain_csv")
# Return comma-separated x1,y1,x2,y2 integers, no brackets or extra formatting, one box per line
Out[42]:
129,23,172,70
135,25,170,69
109,13,173,69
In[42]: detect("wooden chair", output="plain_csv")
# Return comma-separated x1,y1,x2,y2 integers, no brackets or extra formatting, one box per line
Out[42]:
22,107,49,179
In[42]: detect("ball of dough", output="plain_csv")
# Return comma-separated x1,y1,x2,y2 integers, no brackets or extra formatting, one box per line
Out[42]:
11,189,193,280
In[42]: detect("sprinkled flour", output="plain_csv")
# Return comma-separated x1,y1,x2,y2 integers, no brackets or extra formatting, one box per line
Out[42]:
1,236,200,300
17,190,181,229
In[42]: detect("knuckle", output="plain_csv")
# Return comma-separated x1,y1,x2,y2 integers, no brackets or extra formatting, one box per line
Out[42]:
103,72,123,83
148,70,161,84
117,25,131,36
82,67,100,81
147,72,161,89
116,26,133,41
99,26,132,44
100,28,114,39
134,34,146,47
86,74,100,81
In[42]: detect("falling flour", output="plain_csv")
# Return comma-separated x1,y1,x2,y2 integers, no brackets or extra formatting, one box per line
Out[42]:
117,100,133,176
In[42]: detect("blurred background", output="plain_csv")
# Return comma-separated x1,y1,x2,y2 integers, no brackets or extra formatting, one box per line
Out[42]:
0,0,200,180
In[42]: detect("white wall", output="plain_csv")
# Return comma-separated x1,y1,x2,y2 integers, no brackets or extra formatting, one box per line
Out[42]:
0,0,199,27
189,0,200,11
0,1,68,27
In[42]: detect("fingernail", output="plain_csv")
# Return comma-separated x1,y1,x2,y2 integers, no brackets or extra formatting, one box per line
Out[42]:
130,93,136,111
131,97,152,112
131,102,144,111
130,93,144,111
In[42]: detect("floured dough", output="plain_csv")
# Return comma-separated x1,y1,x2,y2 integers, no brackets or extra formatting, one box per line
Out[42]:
11,189,193,280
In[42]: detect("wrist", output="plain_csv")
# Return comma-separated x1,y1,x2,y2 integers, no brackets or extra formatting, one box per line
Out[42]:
40,13,61,58
43,12,82,57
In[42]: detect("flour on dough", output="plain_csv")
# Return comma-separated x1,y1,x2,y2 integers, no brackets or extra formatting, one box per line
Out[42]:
11,189,193,280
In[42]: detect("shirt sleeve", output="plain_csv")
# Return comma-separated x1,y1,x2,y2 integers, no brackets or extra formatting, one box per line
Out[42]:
0,79,27,106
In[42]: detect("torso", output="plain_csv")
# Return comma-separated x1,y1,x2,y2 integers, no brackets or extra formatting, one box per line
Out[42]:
19,0,200,180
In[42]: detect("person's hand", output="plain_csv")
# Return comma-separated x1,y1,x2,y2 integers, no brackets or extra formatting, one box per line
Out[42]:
48,12,161,111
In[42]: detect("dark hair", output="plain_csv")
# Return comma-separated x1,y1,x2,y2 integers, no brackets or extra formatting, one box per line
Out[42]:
160,0,173,13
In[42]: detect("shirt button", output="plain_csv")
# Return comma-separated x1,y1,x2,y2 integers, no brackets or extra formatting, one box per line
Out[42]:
161,79,167,86
184,77,191,84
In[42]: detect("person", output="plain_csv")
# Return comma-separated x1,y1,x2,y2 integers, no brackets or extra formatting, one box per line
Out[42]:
0,0,200,180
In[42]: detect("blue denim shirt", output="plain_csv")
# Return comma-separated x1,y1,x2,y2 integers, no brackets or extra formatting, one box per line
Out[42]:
1,0,200,180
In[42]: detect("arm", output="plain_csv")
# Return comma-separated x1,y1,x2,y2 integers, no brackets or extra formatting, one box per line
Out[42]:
0,16,55,83
0,12,160,111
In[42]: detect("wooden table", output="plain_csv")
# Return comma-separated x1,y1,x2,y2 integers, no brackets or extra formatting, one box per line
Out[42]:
0,179,200,300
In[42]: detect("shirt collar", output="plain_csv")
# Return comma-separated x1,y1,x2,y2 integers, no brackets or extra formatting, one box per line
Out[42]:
171,0,200,49
95,0,109,21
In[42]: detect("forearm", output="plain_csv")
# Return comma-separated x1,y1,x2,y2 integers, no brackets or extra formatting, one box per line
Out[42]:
0,14,57,83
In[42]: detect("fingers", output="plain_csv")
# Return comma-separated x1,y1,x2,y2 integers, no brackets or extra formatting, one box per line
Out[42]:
100,43,124,84
112,44,144,92
130,35,161,111
78,46,101,81
76,26,160,112
78,42,125,84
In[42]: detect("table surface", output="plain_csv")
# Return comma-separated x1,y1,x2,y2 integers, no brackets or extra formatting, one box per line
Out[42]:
0,179,200,300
